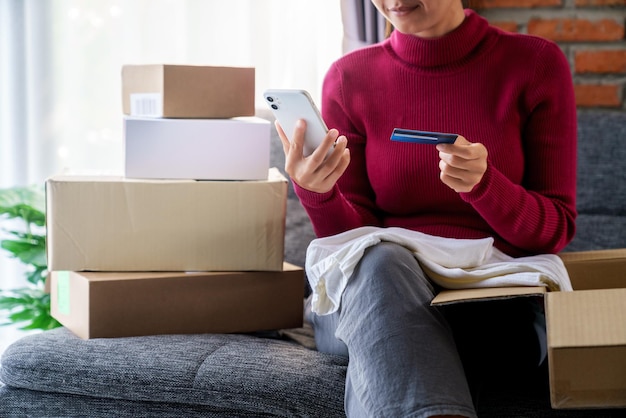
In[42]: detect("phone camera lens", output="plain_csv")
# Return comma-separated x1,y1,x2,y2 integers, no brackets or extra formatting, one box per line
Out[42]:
271,104,278,110
267,96,274,102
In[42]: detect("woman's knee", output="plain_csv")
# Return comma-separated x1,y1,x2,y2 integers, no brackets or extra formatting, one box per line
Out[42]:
357,241,416,273
345,242,435,305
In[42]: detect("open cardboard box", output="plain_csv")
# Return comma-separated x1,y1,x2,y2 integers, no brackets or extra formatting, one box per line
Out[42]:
431,248,626,410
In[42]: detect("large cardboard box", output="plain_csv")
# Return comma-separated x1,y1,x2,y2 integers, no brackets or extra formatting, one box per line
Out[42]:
124,116,270,180
50,263,304,339
121,64,255,118
46,169,287,272
432,249,626,410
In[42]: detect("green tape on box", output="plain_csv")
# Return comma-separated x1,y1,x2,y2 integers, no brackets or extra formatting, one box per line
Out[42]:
57,271,71,315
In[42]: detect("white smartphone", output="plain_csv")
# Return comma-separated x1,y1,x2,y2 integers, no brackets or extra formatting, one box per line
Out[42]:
263,89,329,157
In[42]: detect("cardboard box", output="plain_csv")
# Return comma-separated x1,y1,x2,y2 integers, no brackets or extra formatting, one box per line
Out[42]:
46,169,287,272
124,116,270,180
50,263,304,339
546,287,626,409
548,250,626,409
432,248,626,410
121,64,255,118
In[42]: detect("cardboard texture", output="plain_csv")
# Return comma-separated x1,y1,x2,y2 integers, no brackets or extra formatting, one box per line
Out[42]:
50,263,304,339
547,288,626,409
431,248,626,410
46,168,287,272
549,249,626,409
432,286,546,305
121,64,255,118
558,249,626,290
124,116,270,180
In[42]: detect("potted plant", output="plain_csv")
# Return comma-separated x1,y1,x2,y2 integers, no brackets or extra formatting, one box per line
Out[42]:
0,185,60,330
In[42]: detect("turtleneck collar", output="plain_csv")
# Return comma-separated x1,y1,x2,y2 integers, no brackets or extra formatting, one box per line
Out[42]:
387,9,491,70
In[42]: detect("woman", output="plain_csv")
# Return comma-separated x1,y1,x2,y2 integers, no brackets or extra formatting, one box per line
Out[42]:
277,1,577,417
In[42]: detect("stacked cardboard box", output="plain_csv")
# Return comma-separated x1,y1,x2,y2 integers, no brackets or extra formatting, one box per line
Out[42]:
48,64,304,339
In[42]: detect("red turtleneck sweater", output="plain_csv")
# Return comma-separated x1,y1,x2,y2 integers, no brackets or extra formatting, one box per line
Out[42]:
294,9,577,257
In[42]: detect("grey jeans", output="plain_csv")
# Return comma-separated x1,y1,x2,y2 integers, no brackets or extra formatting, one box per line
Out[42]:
306,242,478,418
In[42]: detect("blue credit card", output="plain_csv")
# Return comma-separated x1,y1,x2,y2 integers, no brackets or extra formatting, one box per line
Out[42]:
390,128,457,144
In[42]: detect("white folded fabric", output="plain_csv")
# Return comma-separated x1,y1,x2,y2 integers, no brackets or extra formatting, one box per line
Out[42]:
305,226,572,315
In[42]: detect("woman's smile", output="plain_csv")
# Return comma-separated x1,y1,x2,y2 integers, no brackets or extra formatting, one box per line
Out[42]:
387,3,421,17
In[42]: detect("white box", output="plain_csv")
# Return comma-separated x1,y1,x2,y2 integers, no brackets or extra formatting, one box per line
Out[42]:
124,116,271,180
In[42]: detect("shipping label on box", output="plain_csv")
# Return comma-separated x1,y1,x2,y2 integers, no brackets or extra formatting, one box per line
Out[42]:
121,64,255,119
124,116,270,181
46,169,287,272
50,264,305,339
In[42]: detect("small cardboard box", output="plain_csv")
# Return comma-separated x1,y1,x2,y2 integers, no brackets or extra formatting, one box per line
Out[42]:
46,169,287,272
50,263,304,339
121,64,255,118
124,116,270,180
432,248,626,410
548,250,626,409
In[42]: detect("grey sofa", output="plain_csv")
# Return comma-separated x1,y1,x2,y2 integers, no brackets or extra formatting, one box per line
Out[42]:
1,110,625,417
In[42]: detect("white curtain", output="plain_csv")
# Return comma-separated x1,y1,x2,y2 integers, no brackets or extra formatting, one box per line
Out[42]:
0,0,343,187
0,0,343,346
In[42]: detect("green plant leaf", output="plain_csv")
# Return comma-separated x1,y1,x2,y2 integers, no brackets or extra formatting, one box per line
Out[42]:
21,313,61,330
25,268,48,286
2,230,46,245
0,288,61,331
0,186,46,226
0,296,31,309
0,185,56,331
1,288,43,301
8,309,36,322
1,240,47,266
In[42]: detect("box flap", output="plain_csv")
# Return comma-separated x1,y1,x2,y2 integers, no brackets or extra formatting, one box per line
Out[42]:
559,249,626,290
65,262,302,282
559,248,626,263
431,286,546,306
547,288,626,349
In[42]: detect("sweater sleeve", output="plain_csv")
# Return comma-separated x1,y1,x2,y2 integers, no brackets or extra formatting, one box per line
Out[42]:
460,41,577,254
294,62,382,237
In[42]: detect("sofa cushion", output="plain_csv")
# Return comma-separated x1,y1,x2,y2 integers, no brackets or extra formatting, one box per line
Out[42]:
0,386,280,418
562,110,626,252
0,328,347,417
564,214,626,252
575,110,626,217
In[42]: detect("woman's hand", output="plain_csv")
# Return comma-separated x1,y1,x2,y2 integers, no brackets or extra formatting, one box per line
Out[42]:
436,135,488,193
276,119,350,193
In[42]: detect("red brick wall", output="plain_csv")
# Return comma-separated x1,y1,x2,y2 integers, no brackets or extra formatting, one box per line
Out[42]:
468,0,626,109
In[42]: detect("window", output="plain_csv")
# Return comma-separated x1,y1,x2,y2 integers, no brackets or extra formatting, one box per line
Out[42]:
0,0,342,185
0,1,343,342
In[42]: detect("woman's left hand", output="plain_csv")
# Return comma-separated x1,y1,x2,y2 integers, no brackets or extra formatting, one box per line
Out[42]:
436,135,488,193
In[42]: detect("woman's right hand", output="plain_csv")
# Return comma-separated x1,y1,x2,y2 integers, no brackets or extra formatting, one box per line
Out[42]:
276,119,350,193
